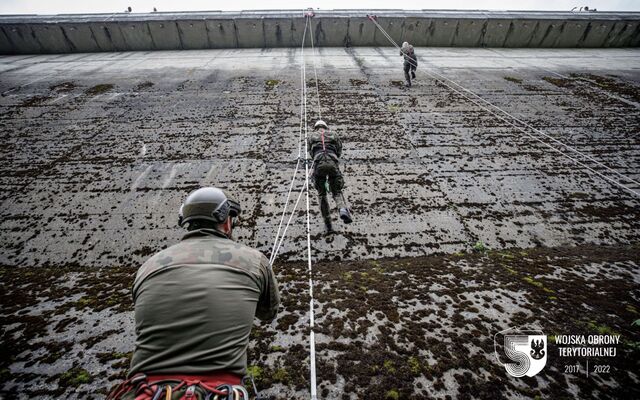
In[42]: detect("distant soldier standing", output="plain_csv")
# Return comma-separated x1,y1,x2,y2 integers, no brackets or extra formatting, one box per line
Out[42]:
308,120,353,234
108,187,279,399
400,41,417,87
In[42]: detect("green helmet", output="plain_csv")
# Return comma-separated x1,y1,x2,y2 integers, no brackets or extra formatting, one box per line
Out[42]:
178,187,241,228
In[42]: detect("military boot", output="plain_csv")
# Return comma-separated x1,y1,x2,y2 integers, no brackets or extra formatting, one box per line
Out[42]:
333,192,352,224
411,70,416,79
324,218,336,234
339,208,353,224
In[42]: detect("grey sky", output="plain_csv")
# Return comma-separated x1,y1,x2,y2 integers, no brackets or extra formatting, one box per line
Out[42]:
1,0,639,15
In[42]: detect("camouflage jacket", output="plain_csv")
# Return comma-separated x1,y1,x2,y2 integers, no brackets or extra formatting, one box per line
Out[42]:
129,228,280,376
400,45,417,65
308,130,342,162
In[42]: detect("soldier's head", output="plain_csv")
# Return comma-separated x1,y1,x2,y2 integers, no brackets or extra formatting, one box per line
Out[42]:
178,187,241,237
314,120,328,131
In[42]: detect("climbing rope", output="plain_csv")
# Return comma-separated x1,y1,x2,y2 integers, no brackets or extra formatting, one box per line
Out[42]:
303,12,319,400
268,15,309,266
367,15,640,198
267,11,320,400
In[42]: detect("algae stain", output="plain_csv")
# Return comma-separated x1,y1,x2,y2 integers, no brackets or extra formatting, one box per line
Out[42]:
265,79,280,90
85,84,114,96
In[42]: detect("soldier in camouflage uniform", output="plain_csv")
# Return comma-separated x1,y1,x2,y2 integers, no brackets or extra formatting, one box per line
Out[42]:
308,120,353,234
108,187,279,399
400,41,417,87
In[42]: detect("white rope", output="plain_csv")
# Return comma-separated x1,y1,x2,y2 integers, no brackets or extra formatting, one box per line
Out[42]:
304,14,318,400
268,16,309,266
269,166,314,265
268,14,320,398
368,17,640,198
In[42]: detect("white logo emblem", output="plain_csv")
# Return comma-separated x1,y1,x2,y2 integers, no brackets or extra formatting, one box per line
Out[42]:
495,327,547,377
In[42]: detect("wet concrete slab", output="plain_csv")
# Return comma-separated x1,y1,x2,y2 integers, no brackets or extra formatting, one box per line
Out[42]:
0,47,639,398
3,48,639,266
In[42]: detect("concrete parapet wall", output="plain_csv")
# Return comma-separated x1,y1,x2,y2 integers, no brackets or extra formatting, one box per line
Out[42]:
1,9,640,54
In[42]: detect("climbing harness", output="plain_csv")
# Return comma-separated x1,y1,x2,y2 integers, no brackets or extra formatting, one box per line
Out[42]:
367,15,640,198
107,373,249,400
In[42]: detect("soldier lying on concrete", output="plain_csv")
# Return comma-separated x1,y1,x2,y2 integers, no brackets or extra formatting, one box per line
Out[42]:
400,41,418,87
308,120,353,234
108,187,279,400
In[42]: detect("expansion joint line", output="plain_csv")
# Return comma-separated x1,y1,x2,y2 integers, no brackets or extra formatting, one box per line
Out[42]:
367,17,640,198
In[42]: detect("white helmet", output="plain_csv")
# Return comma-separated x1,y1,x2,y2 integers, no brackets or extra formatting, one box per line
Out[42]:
314,120,328,130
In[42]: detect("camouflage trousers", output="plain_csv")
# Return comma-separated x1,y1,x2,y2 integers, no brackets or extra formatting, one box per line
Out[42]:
312,159,347,221
404,61,417,83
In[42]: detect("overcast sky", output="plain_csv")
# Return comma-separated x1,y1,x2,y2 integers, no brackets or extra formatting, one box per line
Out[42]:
1,0,639,15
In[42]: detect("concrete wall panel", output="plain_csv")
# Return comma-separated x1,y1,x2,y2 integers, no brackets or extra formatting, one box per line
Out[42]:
119,21,155,51
608,21,640,46
346,17,377,47
430,19,459,47
372,18,404,47
554,21,589,47
58,24,99,52
575,21,609,47
502,20,538,47
147,21,182,50
401,18,428,46
204,19,236,48
482,19,513,47
263,18,293,47
0,27,14,53
30,24,71,53
1,24,43,53
289,17,307,47
453,19,486,47
90,22,128,52
176,20,209,49
311,17,349,47
234,18,264,48
629,23,640,46
529,20,564,47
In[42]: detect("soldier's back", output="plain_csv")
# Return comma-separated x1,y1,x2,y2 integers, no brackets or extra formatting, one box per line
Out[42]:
129,230,268,377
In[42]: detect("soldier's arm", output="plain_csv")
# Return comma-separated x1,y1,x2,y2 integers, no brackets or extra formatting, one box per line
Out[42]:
256,254,280,321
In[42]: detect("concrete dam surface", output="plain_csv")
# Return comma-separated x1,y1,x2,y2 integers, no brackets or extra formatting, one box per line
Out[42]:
1,9,640,53
0,42,639,399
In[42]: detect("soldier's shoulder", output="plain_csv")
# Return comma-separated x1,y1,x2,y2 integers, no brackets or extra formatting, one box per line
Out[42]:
199,237,266,267
228,240,265,260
